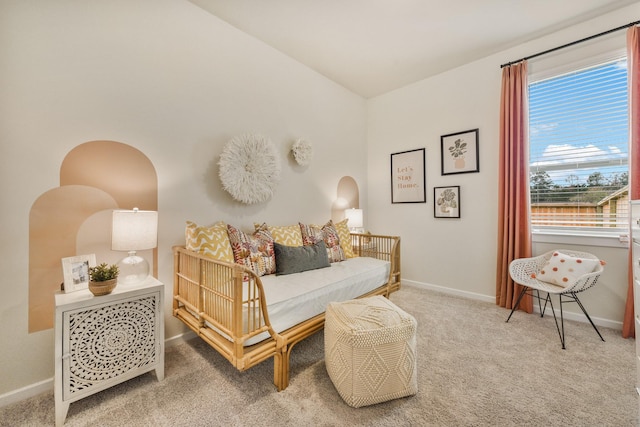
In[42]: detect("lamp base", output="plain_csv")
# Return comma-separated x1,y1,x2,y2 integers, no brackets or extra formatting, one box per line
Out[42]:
117,252,149,285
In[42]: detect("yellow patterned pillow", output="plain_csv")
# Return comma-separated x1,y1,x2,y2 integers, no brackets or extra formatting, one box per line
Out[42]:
334,218,355,258
185,221,234,263
254,222,303,247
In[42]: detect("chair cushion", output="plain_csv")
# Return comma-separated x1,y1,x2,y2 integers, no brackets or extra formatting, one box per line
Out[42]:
536,251,600,286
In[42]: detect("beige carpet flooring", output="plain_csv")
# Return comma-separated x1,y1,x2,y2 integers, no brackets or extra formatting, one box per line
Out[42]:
1,284,637,426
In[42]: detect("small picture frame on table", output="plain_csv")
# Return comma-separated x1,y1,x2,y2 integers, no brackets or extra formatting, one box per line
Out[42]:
441,129,479,175
61,254,96,293
434,186,460,218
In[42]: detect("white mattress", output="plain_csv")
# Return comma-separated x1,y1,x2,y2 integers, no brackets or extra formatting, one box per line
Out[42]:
241,256,391,345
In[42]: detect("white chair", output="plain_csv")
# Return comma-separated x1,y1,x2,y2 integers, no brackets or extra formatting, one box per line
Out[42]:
506,249,605,349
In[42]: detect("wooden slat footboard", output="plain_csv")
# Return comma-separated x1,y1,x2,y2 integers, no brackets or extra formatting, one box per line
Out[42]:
172,233,401,391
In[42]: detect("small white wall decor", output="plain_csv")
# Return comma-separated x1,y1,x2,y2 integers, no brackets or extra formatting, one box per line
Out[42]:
291,138,313,166
218,133,281,204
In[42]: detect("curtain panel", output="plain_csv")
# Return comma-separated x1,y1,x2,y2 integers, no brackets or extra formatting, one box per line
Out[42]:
623,26,640,339
496,61,533,312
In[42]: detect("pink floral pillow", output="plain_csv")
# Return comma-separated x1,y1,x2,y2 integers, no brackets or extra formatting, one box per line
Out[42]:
227,224,275,276
299,221,346,263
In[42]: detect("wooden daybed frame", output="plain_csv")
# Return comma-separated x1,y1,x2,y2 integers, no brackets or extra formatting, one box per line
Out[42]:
172,233,401,391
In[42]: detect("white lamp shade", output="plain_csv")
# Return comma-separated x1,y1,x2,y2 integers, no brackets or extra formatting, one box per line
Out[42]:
111,209,158,251
345,208,363,229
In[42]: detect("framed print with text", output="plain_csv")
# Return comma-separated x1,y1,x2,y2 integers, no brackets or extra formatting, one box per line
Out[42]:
391,148,426,204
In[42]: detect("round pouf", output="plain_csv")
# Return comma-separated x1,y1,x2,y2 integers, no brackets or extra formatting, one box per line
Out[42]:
325,296,418,408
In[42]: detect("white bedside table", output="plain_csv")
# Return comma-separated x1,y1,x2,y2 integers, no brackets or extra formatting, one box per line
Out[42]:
54,276,164,426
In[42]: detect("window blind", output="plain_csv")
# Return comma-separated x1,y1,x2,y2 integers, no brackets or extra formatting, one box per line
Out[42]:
529,58,629,232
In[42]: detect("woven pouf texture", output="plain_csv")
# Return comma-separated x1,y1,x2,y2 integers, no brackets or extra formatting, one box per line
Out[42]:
325,296,418,408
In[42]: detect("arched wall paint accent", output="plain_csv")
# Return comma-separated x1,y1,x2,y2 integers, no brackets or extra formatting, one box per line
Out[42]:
28,141,158,332
60,141,158,211
331,176,360,224
29,186,119,332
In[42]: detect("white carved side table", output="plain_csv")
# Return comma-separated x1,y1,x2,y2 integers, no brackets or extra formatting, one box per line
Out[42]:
54,276,164,426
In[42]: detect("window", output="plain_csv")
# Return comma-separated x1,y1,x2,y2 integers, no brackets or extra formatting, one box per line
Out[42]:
529,57,629,239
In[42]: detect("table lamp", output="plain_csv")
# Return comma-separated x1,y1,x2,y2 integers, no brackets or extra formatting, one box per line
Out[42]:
345,208,364,233
111,208,158,285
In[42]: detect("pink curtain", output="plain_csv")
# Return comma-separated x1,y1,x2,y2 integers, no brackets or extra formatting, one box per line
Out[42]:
623,26,640,339
496,61,533,313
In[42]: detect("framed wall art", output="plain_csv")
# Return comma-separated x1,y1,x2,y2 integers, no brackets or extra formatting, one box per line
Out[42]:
441,129,479,175
61,254,96,293
434,186,460,218
391,148,426,204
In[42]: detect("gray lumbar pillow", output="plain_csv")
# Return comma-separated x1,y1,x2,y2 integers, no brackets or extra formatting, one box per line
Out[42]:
274,241,330,276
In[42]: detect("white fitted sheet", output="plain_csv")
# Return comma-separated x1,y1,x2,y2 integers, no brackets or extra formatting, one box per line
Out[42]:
229,257,390,346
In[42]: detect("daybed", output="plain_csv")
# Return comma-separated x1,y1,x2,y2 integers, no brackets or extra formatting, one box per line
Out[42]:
173,225,401,391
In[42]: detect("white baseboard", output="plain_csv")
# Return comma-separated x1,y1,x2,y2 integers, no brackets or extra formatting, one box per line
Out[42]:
165,330,197,346
0,330,198,409
0,378,52,409
402,279,495,304
401,279,623,330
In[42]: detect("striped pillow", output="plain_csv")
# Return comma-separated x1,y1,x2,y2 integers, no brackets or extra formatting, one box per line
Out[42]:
333,218,355,258
254,222,303,247
185,221,234,263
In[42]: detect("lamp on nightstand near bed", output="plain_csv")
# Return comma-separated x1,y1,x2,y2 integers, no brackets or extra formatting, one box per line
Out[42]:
112,208,158,285
345,208,364,233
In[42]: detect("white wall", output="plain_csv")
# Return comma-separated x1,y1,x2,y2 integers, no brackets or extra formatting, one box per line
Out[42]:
0,0,367,398
2,0,639,403
366,4,640,325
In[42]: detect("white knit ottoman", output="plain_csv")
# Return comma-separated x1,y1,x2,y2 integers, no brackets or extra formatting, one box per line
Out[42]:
325,296,418,408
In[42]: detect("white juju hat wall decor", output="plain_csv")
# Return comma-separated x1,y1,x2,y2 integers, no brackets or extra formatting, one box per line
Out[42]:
218,133,281,204
291,138,313,166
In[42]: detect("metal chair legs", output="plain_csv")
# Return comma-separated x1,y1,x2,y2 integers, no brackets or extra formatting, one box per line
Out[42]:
506,287,546,323
506,286,605,349
559,292,605,348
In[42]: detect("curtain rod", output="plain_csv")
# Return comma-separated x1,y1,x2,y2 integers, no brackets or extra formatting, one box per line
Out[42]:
500,20,640,68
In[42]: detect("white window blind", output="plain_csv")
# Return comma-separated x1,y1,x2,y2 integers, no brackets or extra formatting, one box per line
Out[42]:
529,58,629,234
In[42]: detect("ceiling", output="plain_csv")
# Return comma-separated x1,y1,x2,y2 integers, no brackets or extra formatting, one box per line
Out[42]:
189,0,639,98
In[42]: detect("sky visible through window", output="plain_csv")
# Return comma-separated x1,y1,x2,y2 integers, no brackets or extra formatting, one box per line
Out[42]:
529,58,628,205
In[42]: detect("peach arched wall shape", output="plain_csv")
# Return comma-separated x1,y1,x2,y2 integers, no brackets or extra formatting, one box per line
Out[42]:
331,176,360,224
28,141,158,332
60,140,158,212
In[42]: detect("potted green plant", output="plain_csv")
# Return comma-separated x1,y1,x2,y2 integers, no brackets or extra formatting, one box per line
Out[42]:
448,138,467,169
88,263,119,296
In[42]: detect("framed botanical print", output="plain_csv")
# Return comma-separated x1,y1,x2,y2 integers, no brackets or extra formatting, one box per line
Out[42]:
441,129,479,175
434,186,460,218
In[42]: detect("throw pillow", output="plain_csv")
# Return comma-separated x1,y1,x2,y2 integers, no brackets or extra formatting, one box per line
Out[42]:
300,220,346,263
299,222,324,246
185,221,234,263
333,218,355,258
274,241,330,276
227,224,276,276
536,251,600,287
254,222,303,247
